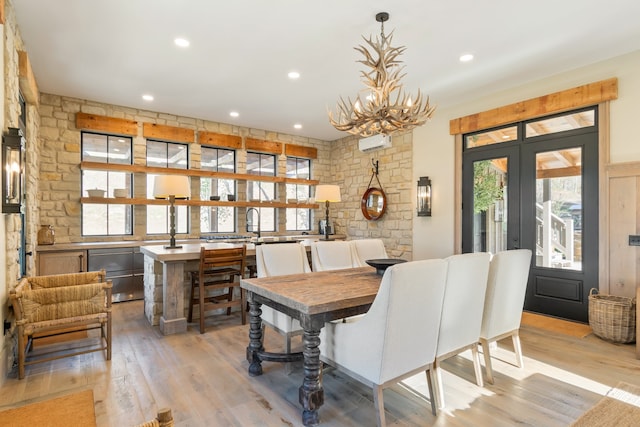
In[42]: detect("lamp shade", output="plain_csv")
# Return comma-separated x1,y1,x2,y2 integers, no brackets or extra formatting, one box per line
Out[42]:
315,184,341,202
153,175,191,199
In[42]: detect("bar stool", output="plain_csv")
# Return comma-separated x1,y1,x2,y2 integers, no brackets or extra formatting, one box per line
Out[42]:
188,245,247,333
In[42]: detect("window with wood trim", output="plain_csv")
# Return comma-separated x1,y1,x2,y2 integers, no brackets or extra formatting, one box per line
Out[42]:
200,146,236,233
285,157,311,231
81,132,133,236
246,152,276,232
146,140,189,234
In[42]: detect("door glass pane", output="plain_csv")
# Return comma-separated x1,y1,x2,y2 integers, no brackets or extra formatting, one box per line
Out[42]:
535,147,582,270
465,126,518,149
526,110,594,138
472,158,507,253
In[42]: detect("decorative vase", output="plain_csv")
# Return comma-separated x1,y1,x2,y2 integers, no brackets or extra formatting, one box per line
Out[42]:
38,225,55,245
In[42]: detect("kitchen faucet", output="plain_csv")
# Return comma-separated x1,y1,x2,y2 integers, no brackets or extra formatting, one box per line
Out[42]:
246,207,261,239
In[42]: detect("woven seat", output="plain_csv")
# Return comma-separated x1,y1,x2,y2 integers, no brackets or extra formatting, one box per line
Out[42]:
188,246,247,333
9,270,112,379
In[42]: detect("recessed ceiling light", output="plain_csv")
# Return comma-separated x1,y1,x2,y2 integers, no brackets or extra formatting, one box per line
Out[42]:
288,71,300,79
229,111,239,118
459,53,474,62
294,124,302,129
174,38,190,47
142,94,154,101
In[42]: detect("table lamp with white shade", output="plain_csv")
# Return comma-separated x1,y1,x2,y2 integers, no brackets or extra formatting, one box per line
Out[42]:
153,175,191,249
315,184,341,240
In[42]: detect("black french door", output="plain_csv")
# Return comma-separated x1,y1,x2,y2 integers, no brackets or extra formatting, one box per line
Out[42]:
462,108,599,322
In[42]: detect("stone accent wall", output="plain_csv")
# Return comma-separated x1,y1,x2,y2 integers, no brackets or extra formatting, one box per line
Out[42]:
37,94,332,243
2,0,42,382
329,132,414,260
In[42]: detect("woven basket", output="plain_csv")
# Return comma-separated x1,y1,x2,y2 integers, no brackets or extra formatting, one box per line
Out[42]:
588,288,636,344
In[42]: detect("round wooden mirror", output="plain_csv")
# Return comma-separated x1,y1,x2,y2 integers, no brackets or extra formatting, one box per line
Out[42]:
361,187,387,221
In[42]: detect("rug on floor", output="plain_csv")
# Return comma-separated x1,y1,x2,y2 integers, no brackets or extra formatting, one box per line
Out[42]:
521,311,592,338
570,381,640,427
0,389,96,427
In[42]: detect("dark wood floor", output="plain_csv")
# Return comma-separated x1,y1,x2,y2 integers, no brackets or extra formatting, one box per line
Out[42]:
1,300,638,426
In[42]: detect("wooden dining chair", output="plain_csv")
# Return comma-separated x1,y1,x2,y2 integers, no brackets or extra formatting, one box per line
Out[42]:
319,259,449,426
479,249,532,383
310,240,359,271
188,245,247,334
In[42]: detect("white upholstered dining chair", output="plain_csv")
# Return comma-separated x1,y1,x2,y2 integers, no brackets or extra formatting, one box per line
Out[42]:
433,252,491,409
479,249,532,384
254,243,311,363
351,238,389,267
310,240,359,271
319,259,449,426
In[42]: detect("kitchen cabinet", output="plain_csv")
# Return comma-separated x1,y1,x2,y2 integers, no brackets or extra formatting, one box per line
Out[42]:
37,250,87,275
88,247,144,302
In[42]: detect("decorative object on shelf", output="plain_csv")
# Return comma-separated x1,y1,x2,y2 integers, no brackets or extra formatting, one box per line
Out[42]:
153,175,191,249
37,225,55,245
417,176,432,217
365,258,407,275
315,184,342,241
2,127,25,214
209,195,220,201
361,159,386,221
87,189,106,198
113,188,128,198
227,194,235,201
328,12,436,137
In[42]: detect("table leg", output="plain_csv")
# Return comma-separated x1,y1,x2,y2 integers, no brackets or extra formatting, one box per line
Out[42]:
246,296,264,376
298,321,324,427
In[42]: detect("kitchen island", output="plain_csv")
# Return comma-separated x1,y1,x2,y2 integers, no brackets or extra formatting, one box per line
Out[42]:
140,234,342,335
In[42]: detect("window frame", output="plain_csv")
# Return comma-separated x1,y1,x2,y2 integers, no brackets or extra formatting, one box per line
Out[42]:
200,146,237,234
285,156,312,231
80,131,134,236
146,140,190,235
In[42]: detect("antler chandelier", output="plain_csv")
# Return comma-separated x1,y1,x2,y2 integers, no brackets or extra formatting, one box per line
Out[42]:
328,12,436,137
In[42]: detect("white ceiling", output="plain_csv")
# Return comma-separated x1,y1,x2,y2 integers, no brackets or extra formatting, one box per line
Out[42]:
12,0,640,141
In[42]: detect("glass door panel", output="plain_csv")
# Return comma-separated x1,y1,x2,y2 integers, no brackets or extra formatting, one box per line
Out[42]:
535,147,582,271
472,158,508,253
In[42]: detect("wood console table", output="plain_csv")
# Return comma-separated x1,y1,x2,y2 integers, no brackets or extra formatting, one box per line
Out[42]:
241,267,381,426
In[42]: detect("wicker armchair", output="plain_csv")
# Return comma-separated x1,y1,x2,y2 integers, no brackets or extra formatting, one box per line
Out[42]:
9,270,112,379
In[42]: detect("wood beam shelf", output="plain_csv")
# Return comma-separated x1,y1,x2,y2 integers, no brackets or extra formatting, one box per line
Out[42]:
81,197,319,209
80,162,320,185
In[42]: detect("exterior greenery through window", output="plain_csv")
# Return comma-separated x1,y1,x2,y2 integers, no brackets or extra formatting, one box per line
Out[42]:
286,157,311,231
81,132,133,236
146,140,189,235
200,146,236,233
246,152,276,232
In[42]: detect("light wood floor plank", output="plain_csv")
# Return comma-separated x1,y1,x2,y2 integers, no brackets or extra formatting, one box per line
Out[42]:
1,301,639,426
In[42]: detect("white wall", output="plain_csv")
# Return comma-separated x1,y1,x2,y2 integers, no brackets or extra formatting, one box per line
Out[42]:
413,49,640,260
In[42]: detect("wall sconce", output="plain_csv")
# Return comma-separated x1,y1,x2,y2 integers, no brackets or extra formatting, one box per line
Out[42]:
417,176,432,217
153,175,191,249
3,128,25,214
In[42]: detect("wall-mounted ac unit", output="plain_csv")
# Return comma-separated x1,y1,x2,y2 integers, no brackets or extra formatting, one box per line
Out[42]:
358,134,392,152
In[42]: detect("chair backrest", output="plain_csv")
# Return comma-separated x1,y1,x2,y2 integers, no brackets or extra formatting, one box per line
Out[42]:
351,239,389,267
199,245,246,275
436,252,491,358
350,259,448,384
480,249,532,339
255,242,311,277
310,241,359,271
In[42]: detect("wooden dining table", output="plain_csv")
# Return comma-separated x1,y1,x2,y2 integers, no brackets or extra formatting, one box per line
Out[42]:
240,267,382,427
